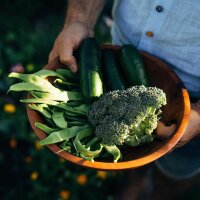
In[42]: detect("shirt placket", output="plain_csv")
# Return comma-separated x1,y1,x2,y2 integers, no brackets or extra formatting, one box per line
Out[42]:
138,0,174,51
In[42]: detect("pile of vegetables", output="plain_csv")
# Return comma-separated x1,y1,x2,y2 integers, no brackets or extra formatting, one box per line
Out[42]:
8,37,167,163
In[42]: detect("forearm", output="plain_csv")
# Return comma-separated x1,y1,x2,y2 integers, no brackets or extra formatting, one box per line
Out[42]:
64,0,106,29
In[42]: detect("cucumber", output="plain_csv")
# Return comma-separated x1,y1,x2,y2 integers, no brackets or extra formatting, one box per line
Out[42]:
78,38,103,103
120,45,149,86
101,49,127,91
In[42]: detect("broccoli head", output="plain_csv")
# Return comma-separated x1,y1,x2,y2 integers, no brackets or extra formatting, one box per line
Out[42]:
88,85,166,146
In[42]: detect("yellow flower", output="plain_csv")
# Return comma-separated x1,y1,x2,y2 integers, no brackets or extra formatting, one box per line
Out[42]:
4,103,16,113
9,138,17,149
35,141,43,150
24,156,32,163
96,171,107,180
76,174,88,185
30,172,39,180
26,63,34,72
60,190,70,200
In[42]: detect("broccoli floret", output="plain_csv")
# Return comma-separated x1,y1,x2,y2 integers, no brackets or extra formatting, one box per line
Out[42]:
88,85,166,146
95,116,130,146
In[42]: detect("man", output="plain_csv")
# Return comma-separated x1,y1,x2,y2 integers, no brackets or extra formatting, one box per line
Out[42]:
49,0,200,199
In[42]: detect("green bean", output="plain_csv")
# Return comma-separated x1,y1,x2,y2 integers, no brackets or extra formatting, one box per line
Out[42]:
55,103,89,116
34,69,65,80
73,127,103,162
8,82,46,92
39,125,89,145
64,115,88,122
20,98,59,105
67,121,88,127
56,69,79,82
9,73,63,94
54,79,79,87
67,101,85,107
58,140,74,154
35,122,59,134
29,104,51,119
103,144,122,163
52,109,67,128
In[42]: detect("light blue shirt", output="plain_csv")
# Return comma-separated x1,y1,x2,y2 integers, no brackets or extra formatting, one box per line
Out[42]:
111,0,200,99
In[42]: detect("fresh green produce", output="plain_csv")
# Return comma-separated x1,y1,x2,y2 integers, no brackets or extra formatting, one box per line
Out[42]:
101,49,127,91
88,85,166,146
8,40,167,164
78,37,103,102
8,68,120,162
120,45,149,86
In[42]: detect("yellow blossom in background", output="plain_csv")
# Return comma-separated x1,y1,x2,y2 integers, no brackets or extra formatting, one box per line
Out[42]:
9,138,17,149
4,103,16,113
76,174,88,185
34,141,43,150
24,156,32,163
30,172,39,180
59,190,70,200
96,171,107,180
26,63,34,72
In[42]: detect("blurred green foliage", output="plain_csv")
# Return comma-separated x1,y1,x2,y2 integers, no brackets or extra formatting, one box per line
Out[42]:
0,1,124,199
1,0,200,199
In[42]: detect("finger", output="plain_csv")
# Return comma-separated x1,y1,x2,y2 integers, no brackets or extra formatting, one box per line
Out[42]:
155,121,176,140
59,46,78,73
48,50,58,63
66,56,78,73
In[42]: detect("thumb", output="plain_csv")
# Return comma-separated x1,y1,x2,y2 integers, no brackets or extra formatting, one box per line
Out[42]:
155,121,176,140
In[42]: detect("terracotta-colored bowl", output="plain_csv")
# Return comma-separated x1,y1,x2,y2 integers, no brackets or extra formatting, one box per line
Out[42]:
27,45,190,170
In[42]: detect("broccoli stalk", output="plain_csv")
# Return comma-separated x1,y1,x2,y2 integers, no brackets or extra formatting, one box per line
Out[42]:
88,85,167,147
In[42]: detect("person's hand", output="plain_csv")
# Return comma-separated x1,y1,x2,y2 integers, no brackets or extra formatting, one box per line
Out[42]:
49,22,93,72
156,101,200,149
175,101,200,148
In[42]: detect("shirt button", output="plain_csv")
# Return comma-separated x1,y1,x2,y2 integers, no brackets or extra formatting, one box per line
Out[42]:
146,31,154,37
156,5,164,12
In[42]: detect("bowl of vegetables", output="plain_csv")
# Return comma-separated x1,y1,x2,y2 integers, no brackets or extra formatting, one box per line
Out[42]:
9,39,190,170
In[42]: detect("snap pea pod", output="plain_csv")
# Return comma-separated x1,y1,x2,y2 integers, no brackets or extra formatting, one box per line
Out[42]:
66,101,85,107
55,103,90,116
56,69,79,82
58,140,75,154
64,115,88,122
103,144,122,163
35,122,59,134
52,109,67,128
20,97,59,105
34,69,65,80
54,79,79,87
9,82,47,92
29,104,51,119
39,125,89,145
9,73,60,93
67,121,88,127
73,127,103,162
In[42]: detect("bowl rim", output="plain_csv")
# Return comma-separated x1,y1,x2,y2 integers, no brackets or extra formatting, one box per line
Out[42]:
27,46,190,171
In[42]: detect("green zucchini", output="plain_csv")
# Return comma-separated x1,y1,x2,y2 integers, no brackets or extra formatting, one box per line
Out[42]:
120,45,149,86
78,38,103,102
101,49,127,91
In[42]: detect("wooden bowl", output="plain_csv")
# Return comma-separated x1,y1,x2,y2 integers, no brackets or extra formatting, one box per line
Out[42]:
27,45,190,170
